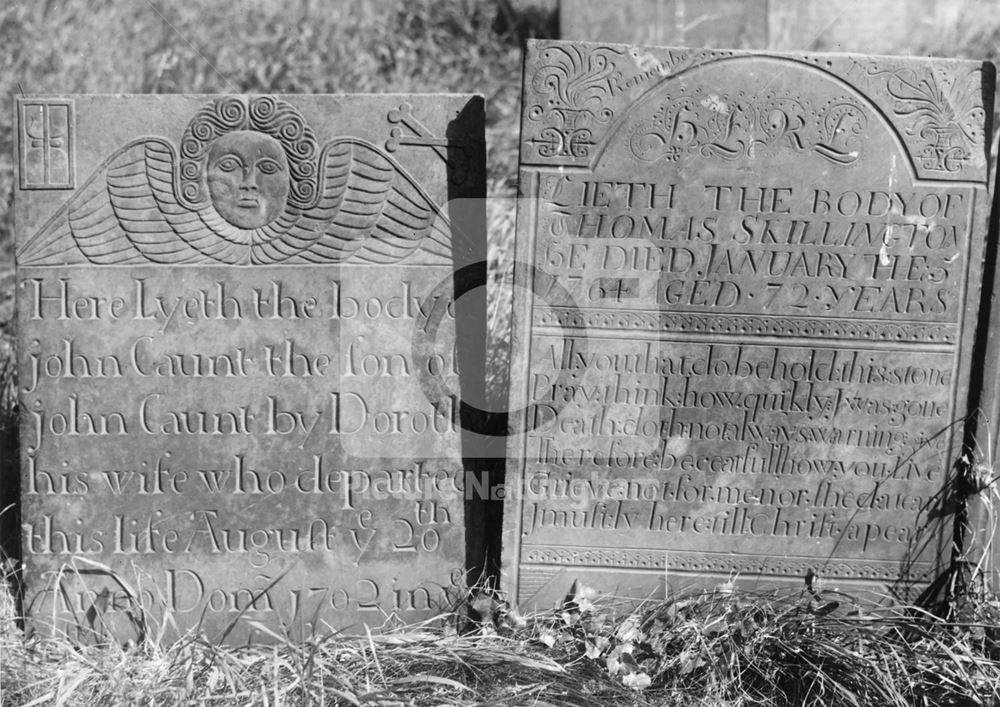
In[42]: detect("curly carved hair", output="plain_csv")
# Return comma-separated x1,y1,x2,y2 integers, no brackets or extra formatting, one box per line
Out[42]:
179,95,318,208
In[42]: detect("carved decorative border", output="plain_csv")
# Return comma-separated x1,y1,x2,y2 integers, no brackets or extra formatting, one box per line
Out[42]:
534,307,958,344
521,545,934,582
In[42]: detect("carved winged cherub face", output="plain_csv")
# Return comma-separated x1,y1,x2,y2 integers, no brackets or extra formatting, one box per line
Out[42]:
206,131,290,229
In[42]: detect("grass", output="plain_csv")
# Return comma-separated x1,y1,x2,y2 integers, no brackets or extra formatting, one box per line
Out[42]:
3,0,1000,705
4,569,1000,706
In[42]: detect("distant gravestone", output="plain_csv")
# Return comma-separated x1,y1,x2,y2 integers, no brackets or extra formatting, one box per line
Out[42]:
561,0,969,55
560,0,767,48
769,0,942,54
503,41,995,609
16,94,485,641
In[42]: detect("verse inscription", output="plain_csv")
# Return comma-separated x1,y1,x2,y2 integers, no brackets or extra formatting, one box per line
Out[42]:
503,42,994,607
16,95,485,641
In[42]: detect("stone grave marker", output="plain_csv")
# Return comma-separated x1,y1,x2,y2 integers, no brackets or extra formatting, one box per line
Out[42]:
769,0,947,54
503,40,995,609
561,0,973,55
560,0,767,49
15,94,485,641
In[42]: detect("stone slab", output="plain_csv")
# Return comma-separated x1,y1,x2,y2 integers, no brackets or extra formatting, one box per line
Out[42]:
503,41,995,610
560,0,767,49
15,94,485,642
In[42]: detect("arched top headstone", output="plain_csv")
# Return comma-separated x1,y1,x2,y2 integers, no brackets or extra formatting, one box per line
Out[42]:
504,40,995,610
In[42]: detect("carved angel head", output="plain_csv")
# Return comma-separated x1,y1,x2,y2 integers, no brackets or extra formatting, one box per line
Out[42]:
205,131,290,228
179,96,318,227
20,95,454,267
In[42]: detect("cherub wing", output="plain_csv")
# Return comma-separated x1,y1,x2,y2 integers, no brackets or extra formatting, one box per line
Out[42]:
17,139,247,266
251,138,453,265
19,136,455,267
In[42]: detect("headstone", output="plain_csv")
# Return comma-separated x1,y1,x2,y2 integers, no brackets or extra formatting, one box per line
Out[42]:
15,94,485,641
769,0,948,54
560,0,767,49
503,40,994,609
560,0,977,55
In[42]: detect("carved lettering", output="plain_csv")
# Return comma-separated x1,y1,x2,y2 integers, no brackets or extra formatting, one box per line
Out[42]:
17,92,480,639
507,42,990,605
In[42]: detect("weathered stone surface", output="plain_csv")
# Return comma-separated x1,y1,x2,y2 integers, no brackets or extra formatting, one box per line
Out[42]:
503,41,994,609
560,0,767,49
15,94,485,641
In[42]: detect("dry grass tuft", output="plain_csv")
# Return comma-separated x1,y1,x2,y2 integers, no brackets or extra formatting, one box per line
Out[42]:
0,576,645,706
4,568,1000,706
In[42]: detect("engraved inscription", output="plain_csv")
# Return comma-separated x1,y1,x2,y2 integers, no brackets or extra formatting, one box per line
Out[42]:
17,267,467,637
504,42,993,608
18,273,461,455
535,175,968,324
16,94,482,641
627,89,867,165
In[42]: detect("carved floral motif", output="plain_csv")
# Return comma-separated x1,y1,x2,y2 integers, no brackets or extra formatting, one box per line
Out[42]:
525,45,624,159
860,63,986,173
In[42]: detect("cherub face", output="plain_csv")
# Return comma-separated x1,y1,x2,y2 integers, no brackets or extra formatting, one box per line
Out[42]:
206,131,290,229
